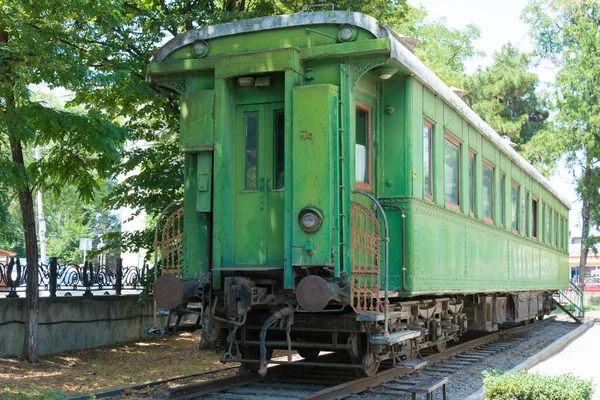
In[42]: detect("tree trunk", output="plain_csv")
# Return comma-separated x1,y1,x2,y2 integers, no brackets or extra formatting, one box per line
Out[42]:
579,163,591,290
2,29,40,363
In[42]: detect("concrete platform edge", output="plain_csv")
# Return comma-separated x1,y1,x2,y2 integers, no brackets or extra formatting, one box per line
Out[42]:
462,318,597,400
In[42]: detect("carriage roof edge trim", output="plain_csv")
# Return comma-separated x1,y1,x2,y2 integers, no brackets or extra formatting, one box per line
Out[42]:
149,11,571,210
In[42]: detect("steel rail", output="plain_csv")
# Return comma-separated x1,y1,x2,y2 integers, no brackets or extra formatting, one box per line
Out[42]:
168,365,290,399
302,316,557,400
165,316,557,400
67,365,239,400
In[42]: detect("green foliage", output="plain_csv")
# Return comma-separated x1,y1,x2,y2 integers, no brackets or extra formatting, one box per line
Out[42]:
395,6,484,87
523,0,600,280
44,182,121,264
463,44,549,147
483,370,594,400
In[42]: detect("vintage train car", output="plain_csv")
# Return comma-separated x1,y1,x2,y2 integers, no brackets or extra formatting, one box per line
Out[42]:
147,11,570,376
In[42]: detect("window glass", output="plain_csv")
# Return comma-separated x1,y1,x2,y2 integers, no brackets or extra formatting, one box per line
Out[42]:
554,212,558,246
273,110,285,189
546,207,551,243
511,183,519,232
424,122,433,197
469,154,474,214
483,165,493,221
523,191,528,235
356,106,369,185
245,113,258,189
532,198,538,238
500,174,505,227
444,137,460,206
560,218,564,249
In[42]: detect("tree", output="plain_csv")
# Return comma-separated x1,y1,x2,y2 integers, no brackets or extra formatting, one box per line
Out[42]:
462,44,550,148
67,0,412,256
395,6,484,87
523,0,600,287
0,0,125,363
44,182,121,264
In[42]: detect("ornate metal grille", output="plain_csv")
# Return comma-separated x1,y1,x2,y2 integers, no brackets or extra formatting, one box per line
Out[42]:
160,207,184,277
350,201,381,314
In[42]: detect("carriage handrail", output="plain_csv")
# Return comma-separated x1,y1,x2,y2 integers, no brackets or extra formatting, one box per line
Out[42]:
352,189,390,337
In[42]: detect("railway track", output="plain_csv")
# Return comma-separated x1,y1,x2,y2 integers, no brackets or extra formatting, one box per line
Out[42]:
168,316,557,400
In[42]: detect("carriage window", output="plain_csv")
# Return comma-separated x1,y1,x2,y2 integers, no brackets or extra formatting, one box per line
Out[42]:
469,152,475,215
560,217,564,249
424,120,433,199
355,102,371,190
444,136,460,209
245,113,258,190
500,173,505,228
524,191,529,236
274,110,285,189
532,197,539,239
546,206,551,244
554,212,559,247
511,182,519,233
483,163,494,223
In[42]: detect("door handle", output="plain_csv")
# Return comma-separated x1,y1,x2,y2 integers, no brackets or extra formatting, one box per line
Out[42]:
267,179,272,190
259,178,264,190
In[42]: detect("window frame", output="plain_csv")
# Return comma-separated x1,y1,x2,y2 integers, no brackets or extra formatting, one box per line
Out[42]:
524,191,530,237
444,134,461,211
560,216,565,250
355,100,373,192
532,196,539,240
469,151,475,217
423,119,434,200
554,211,559,247
482,161,494,224
500,172,506,229
545,206,552,244
511,181,520,234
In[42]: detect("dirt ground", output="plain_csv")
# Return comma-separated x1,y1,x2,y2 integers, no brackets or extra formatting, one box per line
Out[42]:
0,330,230,399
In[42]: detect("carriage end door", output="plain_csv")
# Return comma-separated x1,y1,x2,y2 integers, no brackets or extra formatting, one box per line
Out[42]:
234,102,285,266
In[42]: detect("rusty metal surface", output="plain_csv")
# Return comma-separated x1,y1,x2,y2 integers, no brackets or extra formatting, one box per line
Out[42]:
350,201,381,314
160,207,184,277
296,275,330,312
154,273,185,310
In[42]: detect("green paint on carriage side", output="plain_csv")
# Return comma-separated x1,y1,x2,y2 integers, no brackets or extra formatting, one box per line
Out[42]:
147,14,568,299
404,77,569,294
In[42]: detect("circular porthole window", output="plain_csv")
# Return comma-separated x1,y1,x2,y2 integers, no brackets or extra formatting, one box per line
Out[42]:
338,25,358,42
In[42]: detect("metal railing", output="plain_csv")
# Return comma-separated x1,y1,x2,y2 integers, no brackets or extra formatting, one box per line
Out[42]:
0,257,147,298
556,280,585,320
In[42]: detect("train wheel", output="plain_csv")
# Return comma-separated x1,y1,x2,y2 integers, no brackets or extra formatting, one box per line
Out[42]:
353,352,380,377
241,346,273,374
297,348,321,362
432,340,447,353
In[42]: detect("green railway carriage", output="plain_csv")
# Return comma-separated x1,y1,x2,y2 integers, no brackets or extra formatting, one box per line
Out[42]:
148,11,570,376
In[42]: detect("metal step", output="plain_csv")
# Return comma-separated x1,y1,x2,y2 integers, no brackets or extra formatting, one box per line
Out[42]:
369,330,422,346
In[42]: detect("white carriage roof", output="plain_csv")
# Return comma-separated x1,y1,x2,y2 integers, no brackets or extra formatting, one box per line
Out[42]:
153,11,571,209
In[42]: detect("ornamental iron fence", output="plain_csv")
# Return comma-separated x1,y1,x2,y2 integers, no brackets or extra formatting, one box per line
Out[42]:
0,257,147,298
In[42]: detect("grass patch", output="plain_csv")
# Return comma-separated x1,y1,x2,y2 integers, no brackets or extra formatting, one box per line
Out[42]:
483,370,594,400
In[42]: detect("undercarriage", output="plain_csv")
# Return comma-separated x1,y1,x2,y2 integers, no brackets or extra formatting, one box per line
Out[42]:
199,288,556,377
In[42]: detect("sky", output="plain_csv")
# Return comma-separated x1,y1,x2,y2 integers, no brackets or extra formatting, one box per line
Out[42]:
408,0,581,238
408,0,556,83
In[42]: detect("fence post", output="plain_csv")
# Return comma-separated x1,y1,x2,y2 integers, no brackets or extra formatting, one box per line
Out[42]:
82,261,93,296
6,258,19,299
115,258,123,296
49,257,58,298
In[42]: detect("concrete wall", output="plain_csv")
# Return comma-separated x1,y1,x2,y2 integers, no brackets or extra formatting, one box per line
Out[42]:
0,295,167,357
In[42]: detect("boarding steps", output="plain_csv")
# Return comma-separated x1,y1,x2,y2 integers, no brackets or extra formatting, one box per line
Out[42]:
553,280,585,323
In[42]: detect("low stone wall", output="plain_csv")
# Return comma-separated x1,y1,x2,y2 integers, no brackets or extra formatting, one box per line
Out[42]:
0,295,167,357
